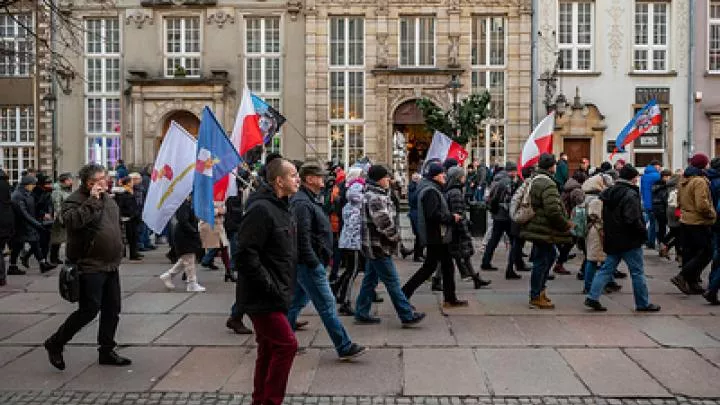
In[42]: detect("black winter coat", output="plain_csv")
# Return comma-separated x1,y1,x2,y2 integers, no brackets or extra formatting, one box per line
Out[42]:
651,181,670,217
446,185,474,258
171,199,201,256
224,194,244,234
417,179,455,246
0,179,15,241
290,186,333,269
600,180,647,254
11,187,42,242
114,189,140,220
235,185,298,315
32,188,52,222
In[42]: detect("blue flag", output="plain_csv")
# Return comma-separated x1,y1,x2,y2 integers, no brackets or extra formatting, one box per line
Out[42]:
251,94,287,145
193,106,242,227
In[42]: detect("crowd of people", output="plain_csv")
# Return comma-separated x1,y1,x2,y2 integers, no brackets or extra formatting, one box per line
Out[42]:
4,149,720,405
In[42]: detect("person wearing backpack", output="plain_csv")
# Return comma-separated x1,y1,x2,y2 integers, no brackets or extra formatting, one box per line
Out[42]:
481,163,518,276
518,153,573,309
584,164,661,312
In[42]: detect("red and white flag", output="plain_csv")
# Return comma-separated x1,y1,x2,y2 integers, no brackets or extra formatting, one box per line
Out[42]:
214,86,264,200
518,112,555,170
425,131,469,165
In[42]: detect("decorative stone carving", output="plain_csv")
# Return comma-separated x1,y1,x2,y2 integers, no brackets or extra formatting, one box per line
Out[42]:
126,9,154,29
376,0,389,16
538,0,555,70
448,34,460,68
287,1,303,21
141,0,217,6
447,0,460,14
206,8,235,28
376,33,390,68
606,0,624,71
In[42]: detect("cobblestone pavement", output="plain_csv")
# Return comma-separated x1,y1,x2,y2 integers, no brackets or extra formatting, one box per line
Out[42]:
0,392,718,405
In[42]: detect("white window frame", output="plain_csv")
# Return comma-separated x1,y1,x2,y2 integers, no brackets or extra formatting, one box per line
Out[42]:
163,16,202,78
0,13,33,77
557,1,594,72
399,16,436,67
633,2,669,72
709,1,720,73
84,17,122,167
245,16,283,154
328,17,366,168
0,106,35,183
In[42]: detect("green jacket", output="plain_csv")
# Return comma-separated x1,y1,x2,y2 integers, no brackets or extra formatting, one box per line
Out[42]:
554,160,569,188
519,169,572,244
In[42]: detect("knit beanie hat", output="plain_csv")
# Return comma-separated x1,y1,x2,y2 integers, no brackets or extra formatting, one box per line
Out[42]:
690,153,710,170
443,158,459,171
505,161,518,172
425,162,444,179
538,153,557,170
20,175,37,186
367,165,390,182
619,164,640,181
711,157,720,171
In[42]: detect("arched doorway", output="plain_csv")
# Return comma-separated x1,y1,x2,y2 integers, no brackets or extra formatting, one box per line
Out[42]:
156,110,201,153
393,99,432,176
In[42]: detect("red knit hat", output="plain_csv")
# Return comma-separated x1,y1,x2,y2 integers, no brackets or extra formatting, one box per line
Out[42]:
690,153,710,170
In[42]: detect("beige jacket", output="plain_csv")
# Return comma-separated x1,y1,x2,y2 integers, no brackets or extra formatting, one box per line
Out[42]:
678,175,716,226
198,201,229,248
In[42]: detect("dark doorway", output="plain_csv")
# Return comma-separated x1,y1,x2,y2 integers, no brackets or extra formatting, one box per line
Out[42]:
563,138,591,173
157,110,200,153
393,99,432,176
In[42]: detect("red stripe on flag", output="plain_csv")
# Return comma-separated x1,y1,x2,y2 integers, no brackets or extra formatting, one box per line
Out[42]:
213,175,229,202
239,114,264,156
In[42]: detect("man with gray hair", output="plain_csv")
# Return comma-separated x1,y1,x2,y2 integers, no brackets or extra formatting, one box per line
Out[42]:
44,163,130,370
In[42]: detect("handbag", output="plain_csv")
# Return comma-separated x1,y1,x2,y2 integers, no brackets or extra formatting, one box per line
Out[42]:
58,203,104,303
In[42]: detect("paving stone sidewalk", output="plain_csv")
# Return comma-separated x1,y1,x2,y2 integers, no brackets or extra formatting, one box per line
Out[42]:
1,242,719,400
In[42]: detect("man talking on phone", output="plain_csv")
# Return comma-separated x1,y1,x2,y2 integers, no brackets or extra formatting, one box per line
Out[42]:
43,163,131,370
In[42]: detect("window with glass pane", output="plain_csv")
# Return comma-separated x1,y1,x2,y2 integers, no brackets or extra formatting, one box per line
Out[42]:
557,1,593,72
87,136,121,168
164,17,201,77
709,1,720,71
633,2,668,72
472,17,506,120
0,106,34,182
399,16,435,67
0,13,33,76
329,17,365,168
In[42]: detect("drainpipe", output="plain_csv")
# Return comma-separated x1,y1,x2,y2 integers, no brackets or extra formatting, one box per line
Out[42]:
531,0,538,128
687,0,695,164
50,1,58,179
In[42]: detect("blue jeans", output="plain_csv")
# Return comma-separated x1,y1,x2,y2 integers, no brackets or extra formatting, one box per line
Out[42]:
530,241,557,299
708,265,720,296
355,256,414,322
201,248,218,266
137,222,152,248
645,210,656,248
588,248,650,309
583,261,599,293
287,263,352,356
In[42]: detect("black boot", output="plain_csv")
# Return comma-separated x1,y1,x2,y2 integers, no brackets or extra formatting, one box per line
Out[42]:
99,350,132,366
431,277,443,292
505,270,522,280
40,261,56,274
49,244,61,266
400,245,414,259
43,339,65,370
7,265,26,276
473,274,492,289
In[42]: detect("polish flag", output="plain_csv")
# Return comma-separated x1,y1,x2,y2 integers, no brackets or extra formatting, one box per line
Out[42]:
518,112,555,171
214,86,264,200
425,131,469,165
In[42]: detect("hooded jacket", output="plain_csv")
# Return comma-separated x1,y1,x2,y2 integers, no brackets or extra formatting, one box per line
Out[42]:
416,178,455,246
640,164,661,210
339,182,364,251
445,170,474,258
290,185,333,269
678,166,717,226
11,187,42,242
600,180,646,254
62,186,123,272
235,184,298,314
519,169,572,244
362,182,399,259
581,174,611,262
486,170,514,221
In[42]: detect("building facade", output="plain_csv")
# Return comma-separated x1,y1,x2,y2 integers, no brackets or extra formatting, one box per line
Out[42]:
693,0,720,158
536,0,691,171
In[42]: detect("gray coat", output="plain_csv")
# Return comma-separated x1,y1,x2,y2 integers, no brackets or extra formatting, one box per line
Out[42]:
11,187,42,242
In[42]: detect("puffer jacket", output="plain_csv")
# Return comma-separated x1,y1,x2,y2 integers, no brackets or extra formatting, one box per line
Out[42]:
339,182,364,251
651,180,670,218
290,186,334,269
11,187,42,242
581,174,611,262
362,182,399,259
600,180,646,254
519,169,572,244
172,198,202,256
640,164,661,210
678,166,717,226
446,176,474,259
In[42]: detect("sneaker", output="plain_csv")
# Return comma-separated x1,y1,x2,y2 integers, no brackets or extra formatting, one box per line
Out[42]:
671,275,691,295
636,304,661,312
43,340,65,371
401,312,426,328
481,264,498,271
443,300,469,308
529,296,555,309
159,272,175,290
584,298,607,312
7,266,25,276
98,350,132,366
354,316,382,325
339,343,368,361
553,264,571,275
186,282,206,292
703,291,720,305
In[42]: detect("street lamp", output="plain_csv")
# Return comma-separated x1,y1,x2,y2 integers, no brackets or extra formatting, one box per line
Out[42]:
42,91,58,179
446,74,462,137
42,92,57,112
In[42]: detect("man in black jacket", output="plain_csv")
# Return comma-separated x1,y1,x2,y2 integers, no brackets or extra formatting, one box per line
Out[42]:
402,161,467,308
44,163,131,370
234,158,298,405
584,164,661,313
9,175,54,274
288,162,366,360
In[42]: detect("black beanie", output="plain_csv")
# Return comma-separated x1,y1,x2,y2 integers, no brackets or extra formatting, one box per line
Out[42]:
368,165,390,182
619,164,640,181
538,153,557,170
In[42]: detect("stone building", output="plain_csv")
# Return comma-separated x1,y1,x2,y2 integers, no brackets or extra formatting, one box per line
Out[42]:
536,0,691,171
305,0,533,172
693,0,720,158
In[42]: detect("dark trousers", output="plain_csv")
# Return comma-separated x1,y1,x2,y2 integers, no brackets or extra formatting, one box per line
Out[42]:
481,219,511,266
680,224,713,283
0,239,7,280
402,244,457,303
38,225,51,260
555,243,573,265
249,312,298,405
530,241,557,299
48,270,122,353
125,219,139,258
10,240,42,266
507,236,525,272
335,250,364,305
656,214,668,246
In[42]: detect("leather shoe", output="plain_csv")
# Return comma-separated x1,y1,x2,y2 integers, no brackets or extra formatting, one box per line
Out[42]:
44,340,65,370
99,350,132,366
